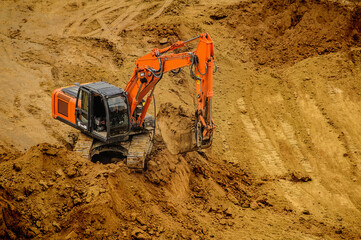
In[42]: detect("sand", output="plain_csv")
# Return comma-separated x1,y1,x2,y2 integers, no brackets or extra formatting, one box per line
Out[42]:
0,0,361,239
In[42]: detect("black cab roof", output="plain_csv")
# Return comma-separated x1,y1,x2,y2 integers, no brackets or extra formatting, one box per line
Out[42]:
62,81,124,98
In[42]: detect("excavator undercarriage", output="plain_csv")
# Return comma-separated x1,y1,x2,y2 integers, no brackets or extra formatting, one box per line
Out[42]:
75,130,154,168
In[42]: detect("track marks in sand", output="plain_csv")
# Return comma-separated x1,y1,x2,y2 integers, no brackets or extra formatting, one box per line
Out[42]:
236,96,313,176
64,0,174,38
280,121,313,174
148,0,174,21
236,97,287,176
236,95,361,215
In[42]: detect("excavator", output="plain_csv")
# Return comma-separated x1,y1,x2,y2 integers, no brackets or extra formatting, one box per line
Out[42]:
52,33,216,170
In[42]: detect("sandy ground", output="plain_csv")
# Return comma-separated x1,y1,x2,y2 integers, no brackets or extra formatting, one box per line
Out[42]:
0,0,361,239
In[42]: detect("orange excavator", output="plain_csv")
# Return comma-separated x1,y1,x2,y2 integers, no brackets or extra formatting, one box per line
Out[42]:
52,33,216,169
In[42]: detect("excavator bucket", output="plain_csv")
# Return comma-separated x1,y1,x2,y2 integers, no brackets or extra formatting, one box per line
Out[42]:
157,103,208,155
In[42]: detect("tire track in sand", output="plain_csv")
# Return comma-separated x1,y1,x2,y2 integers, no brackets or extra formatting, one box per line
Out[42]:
280,121,313,174
64,0,174,38
236,97,287,176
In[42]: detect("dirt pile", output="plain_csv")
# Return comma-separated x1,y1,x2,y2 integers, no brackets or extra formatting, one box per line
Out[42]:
211,0,361,66
0,142,260,239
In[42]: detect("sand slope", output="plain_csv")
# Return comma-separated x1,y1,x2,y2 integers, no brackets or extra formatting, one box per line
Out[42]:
0,0,361,239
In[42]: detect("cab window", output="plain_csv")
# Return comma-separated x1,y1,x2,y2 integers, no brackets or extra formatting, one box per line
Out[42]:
107,96,129,136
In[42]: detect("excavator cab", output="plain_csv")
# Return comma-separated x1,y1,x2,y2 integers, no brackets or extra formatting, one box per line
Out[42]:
52,81,131,143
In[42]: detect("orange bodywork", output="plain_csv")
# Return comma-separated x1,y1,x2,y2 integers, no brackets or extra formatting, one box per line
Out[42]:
125,33,215,141
52,87,77,124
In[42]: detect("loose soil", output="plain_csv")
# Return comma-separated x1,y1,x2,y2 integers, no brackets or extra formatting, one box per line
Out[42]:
0,0,361,239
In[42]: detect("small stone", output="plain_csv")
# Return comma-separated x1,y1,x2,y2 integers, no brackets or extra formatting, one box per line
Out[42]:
65,167,77,178
147,160,157,169
65,231,78,240
241,202,250,208
250,201,259,210
130,212,137,221
93,188,100,197
291,171,311,182
169,163,176,172
52,221,61,231
227,194,239,205
85,228,92,235
258,202,265,208
24,186,34,196
283,206,293,212
16,196,25,202
136,233,148,240
224,208,234,217
136,216,146,225
35,221,41,228
208,205,216,212
99,188,106,193
45,148,58,156
13,163,22,171
158,226,165,233
85,195,92,203
219,219,227,225
227,221,234,226
216,207,223,214
74,186,85,195
131,227,143,237
349,47,361,64
302,210,310,215
55,169,64,178
160,38,168,44
39,180,48,190
74,197,82,205
29,226,40,236
191,235,199,240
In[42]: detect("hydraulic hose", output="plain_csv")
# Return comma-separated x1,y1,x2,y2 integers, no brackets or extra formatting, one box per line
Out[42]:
213,62,218,73
153,93,156,129
171,68,181,74
194,55,208,76
190,54,202,80
149,57,165,79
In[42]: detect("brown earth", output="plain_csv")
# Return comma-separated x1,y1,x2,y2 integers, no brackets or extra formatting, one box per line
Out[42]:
1,0,361,239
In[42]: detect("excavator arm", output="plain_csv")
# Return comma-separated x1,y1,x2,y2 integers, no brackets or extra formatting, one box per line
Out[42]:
125,33,216,148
